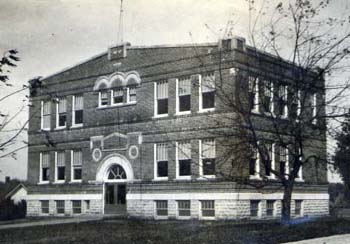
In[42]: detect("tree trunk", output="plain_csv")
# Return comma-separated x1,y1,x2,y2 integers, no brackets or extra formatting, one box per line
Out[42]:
281,183,294,223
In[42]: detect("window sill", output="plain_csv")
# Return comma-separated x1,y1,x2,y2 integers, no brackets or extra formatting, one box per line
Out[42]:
177,216,191,220
97,102,137,110
249,175,262,180
71,124,83,129
152,177,169,182
174,177,192,181
152,114,168,119
54,127,66,131
200,216,216,220
53,181,65,184
198,108,215,113
41,128,51,131
38,181,49,185
175,111,191,116
69,180,82,184
197,175,216,180
155,216,168,220
295,178,304,182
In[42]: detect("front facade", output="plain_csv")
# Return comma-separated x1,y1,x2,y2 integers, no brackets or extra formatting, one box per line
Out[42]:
26,37,329,219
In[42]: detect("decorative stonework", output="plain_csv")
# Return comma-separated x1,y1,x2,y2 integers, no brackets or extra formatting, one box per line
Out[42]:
93,71,141,91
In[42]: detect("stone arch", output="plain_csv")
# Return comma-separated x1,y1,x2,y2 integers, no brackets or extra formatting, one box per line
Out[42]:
96,153,134,182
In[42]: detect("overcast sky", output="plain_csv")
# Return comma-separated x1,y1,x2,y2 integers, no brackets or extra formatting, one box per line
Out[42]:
0,0,347,182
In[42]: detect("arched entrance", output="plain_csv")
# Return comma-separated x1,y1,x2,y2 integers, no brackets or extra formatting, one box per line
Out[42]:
96,154,134,215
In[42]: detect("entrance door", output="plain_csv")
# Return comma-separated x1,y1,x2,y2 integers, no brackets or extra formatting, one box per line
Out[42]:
104,183,127,214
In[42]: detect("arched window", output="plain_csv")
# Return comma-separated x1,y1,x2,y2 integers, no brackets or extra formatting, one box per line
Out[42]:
107,165,126,180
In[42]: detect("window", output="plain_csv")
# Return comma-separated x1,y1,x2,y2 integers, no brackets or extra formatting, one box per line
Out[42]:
127,86,137,103
155,81,168,116
177,141,191,178
72,95,83,126
279,146,289,177
264,143,275,178
250,200,260,217
41,101,51,130
155,200,168,217
201,200,215,217
200,139,215,177
55,151,65,181
200,72,215,110
85,200,90,211
99,91,109,107
177,76,191,113
155,144,168,179
40,152,50,182
56,200,65,214
295,200,303,216
177,200,191,217
112,88,124,105
248,76,259,112
41,200,49,214
295,147,303,180
72,200,82,214
71,150,82,181
262,80,273,114
278,85,288,118
290,89,300,120
56,97,67,128
249,144,260,178
266,200,275,216
311,93,317,124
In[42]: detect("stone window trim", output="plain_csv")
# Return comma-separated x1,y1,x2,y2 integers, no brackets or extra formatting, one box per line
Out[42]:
71,150,83,183
54,151,66,183
200,200,215,219
198,139,216,179
175,141,192,180
155,200,168,219
39,152,50,184
55,97,67,130
41,100,51,131
153,143,169,181
154,81,169,118
175,76,191,116
72,95,84,128
198,72,216,113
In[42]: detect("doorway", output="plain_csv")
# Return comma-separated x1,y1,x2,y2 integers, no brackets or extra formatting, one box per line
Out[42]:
104,183,126,214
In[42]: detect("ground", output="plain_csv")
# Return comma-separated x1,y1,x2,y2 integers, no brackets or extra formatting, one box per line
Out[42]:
1,217,350,244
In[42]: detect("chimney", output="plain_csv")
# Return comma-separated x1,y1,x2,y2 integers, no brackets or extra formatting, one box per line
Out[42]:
219,36,246,52
108,42,130,61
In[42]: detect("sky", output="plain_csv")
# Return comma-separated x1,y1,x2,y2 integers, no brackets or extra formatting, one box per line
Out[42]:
0,0,347,182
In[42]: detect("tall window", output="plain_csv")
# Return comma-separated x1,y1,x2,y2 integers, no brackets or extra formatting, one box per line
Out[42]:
200,139,215,177
40,152,50,182
248,76,259,112
290,89,300,120
155,143,168,179
266,200,275,216
41,101,51,130
200,72,215,110
295,200,303,216
177,141,191,178
262,80,273,114
56,97,67,128
311,93,317,124
249,144,260,178
41,200,49,214
155,81,168,116
264,143,275,178
201,200,215,217
72,95,83,126
55,151,65,181
278,85,288,118
279,146,289,177
177,76,191,113
250,200,260,217
71,150,82,181
155,200,168,217
112,88,124,105
177,200,191,217
56,200,65,214
72,200,82,214
99,91,109,107
127,86,137,103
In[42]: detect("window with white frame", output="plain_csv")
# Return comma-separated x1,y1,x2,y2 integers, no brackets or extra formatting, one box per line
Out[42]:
71,150,82,181
311,93,317,124
264,143,275,178
72,95,83,126
56,200,65,214
72,200,82,214
177,76,191,113
40,152,50,182
250,200,260,217
248,76,259,112
155,143,168,179
55,151,65,181
177,200,191,217
295,147,303,180
155,200,168,217
249,144,260,178
41,200,49,214
200,72,215,110
290,89,300,120
127,86,137,103
278,85,288,118
41,101,51,130
201,200,215,217
279,146,289,177
200,139,215,177
266,200,275,216
262,80,273,114
155,81,168,116
99,91,109,107
177,141,191,178
295,200,303,216
56,97,67,128
112,88,124,105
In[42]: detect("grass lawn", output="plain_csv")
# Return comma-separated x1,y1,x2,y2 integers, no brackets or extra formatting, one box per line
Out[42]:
1,217,350,244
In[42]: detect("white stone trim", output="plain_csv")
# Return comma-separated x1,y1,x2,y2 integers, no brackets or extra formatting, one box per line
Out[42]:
126,192,329,201
27,194,103,200
96,153,134,182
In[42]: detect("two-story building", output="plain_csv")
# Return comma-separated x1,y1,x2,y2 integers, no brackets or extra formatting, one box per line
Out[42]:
26,37,329,219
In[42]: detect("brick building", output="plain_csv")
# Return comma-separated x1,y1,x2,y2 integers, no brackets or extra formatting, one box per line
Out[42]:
26,37,329,219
